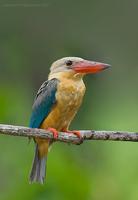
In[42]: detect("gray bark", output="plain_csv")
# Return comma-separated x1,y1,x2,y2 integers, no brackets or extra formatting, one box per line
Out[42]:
0,124,138,144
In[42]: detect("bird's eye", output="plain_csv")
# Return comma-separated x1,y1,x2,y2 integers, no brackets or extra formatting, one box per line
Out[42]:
66,60,73,66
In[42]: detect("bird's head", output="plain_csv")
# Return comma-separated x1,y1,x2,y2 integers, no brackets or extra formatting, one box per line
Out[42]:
49,57,110,79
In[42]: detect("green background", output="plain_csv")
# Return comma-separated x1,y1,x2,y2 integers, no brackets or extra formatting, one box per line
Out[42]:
0,0,138,199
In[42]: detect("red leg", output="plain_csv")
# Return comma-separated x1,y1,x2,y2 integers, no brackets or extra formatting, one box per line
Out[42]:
62,129,82,139
47,127,58,139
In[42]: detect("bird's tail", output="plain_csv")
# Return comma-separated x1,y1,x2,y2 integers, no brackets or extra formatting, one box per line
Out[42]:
29,144,47,184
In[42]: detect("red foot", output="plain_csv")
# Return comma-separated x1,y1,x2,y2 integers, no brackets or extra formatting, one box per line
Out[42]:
62,129,83,144
62,129,82,139
47,128,58,139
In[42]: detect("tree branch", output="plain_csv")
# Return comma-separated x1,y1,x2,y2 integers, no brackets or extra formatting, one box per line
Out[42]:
0,124,138,144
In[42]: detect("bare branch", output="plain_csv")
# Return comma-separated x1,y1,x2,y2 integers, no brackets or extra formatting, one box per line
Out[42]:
0,124,138,144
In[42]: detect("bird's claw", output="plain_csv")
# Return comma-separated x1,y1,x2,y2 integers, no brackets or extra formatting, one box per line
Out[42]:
47,127,58,139
62,129,84,145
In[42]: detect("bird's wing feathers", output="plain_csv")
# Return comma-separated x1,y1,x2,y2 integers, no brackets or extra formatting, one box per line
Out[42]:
29,78,59,128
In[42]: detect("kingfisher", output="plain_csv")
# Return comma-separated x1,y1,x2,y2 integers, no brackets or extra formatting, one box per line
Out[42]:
29,57,110,184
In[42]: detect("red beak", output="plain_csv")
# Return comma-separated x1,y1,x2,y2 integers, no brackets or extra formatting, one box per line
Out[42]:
73,60,111,74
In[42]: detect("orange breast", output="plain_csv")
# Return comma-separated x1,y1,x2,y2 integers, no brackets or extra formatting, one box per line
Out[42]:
41,78,85,131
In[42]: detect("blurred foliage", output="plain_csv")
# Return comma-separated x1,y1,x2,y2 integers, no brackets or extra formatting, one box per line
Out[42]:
0,0,138,199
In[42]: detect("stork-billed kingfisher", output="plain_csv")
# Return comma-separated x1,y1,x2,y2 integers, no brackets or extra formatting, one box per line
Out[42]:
29,57,110,184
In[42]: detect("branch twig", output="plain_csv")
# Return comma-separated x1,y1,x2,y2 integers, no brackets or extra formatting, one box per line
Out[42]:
0,124,138,144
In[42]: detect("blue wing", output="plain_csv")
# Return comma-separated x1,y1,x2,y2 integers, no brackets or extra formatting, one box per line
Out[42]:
29,78,59,128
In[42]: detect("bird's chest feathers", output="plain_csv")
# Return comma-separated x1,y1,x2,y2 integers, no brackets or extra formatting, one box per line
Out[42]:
57,79,85,111
42,78,85,130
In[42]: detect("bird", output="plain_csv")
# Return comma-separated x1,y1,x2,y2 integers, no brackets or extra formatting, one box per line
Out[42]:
29,57,110,184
